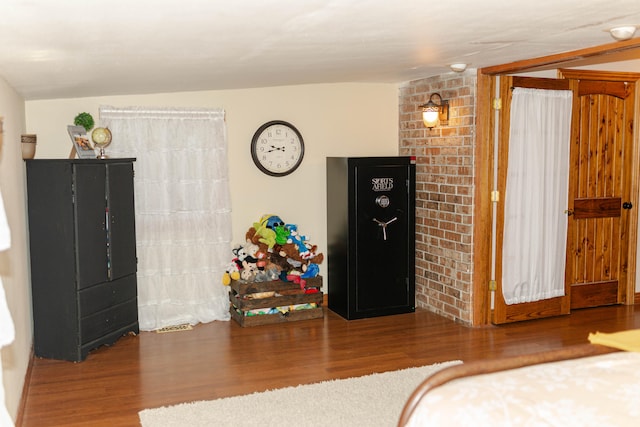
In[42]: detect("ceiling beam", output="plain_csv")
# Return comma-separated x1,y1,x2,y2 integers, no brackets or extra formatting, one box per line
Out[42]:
481,38,640,75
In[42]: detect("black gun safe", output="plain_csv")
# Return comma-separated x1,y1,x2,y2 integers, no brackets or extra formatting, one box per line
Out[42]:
326,156,415,320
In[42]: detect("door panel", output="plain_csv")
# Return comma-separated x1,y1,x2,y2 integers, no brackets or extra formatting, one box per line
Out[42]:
492,76,573,324
570,281,618,309
74,163,109,289
567,77,635,309
106,162,138,281
573,197,620,219
354,163,412,311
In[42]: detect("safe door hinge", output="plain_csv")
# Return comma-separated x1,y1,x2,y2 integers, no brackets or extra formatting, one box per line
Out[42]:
493,98,502,110
489,280,497,291
491,190,499,202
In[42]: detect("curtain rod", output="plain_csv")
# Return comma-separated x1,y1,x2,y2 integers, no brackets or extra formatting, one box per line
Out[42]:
99,106,225,118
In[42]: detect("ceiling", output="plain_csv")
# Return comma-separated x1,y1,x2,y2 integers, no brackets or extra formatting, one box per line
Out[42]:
1,0,640,100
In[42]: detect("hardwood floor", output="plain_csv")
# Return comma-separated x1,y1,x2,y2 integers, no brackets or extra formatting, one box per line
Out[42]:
19,304,640,427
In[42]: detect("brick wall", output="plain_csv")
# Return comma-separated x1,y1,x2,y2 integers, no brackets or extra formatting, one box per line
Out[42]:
399,72,477,324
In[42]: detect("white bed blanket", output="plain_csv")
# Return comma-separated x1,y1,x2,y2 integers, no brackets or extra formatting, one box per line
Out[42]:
407,351,640,427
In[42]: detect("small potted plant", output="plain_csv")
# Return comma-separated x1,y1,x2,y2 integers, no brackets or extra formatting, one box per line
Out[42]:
74,112,95,132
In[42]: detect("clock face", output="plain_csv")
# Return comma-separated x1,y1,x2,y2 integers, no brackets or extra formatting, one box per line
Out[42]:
251,120,304,177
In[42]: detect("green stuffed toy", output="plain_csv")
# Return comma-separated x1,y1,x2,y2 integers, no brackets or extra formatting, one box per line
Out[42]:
274,224,290,245
252,218,277,248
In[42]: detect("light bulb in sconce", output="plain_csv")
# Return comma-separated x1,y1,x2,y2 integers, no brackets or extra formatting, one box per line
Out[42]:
609,26,636,41
450,63,467,72
419,93,449,129
422,109,439,128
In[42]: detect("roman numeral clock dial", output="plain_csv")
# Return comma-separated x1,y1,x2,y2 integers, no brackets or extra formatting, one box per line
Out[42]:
251,120,305,177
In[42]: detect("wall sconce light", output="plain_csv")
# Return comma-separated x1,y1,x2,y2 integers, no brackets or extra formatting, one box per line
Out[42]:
420,93,449,129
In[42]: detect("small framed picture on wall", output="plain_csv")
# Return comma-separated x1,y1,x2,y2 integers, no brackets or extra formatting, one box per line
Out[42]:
67,125,95,159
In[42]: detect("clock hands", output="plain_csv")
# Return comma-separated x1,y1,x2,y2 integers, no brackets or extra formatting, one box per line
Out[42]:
267,145,286,153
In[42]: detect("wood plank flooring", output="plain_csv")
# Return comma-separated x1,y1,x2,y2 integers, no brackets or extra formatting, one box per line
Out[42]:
19,304,640,427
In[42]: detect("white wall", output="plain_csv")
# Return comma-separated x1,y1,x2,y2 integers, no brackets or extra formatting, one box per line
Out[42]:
0,75,30,422
0,82,396,420
25,82,400,288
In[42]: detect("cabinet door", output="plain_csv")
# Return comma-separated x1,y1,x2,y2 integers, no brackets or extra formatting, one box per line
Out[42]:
107,163,137,280
74,164,109,289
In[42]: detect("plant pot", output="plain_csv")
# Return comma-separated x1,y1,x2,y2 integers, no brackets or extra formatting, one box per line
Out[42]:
21,134,37,159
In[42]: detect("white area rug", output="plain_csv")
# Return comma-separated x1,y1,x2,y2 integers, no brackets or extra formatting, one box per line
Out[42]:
139,361,461,427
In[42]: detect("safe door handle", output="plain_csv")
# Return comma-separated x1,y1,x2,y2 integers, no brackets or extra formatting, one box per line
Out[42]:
373,217,398,240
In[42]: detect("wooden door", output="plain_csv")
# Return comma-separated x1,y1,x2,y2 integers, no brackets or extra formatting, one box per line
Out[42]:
493,76,574,324
560,70,638,309
493,72,639,324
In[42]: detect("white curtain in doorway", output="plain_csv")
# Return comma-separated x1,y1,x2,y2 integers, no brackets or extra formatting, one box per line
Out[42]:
502,88,572,304
100,106,232,330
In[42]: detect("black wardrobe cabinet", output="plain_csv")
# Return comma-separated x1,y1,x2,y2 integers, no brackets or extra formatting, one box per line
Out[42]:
326,156,416,320
25,159,139,362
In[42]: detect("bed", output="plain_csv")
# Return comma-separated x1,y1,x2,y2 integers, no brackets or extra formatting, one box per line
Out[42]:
398,332,640,427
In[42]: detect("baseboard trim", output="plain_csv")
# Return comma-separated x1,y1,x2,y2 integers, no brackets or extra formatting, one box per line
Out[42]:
14,346,34,427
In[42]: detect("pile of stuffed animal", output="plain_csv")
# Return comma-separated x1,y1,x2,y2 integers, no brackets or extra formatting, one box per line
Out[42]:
222,214,324,287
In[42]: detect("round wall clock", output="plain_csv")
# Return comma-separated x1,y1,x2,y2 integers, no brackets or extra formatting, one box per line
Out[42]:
251,120,304,177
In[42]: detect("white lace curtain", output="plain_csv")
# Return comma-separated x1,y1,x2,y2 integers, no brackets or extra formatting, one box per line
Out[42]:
100,106,231,330
502,88,572,304
0,188,15,426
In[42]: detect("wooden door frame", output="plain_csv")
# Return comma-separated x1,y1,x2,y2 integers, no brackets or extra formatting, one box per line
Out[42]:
472,38,640,325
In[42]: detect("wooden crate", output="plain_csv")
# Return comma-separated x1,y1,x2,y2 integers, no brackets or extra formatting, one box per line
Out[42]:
229,276,324,327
